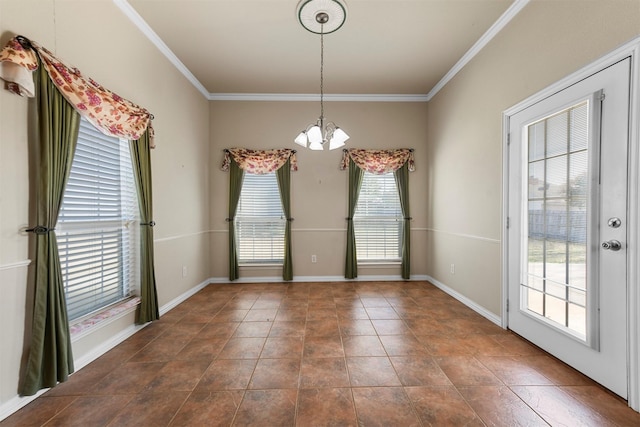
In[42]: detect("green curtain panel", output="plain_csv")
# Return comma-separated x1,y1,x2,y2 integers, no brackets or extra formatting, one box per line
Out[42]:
276,159,293,281
228,159,245,280
394,162,411,279
345,159,364,279
130,130,159,323
21,63,79,396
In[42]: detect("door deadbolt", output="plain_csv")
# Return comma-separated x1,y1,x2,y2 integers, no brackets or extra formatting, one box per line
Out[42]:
607,217,622,228
602,240,622,251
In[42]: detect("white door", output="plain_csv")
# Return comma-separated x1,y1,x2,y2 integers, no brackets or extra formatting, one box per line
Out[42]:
507,58,630,398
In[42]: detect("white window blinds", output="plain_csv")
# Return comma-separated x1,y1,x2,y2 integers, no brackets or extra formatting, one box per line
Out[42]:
235,172,285,264
56,118,139,321
354,171,402,261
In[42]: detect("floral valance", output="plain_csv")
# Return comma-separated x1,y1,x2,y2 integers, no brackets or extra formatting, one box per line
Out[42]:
340,148,415,174
221,148,298,174
0,36,155,147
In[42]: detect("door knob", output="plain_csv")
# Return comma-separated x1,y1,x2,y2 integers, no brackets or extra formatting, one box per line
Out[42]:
602,240,622,251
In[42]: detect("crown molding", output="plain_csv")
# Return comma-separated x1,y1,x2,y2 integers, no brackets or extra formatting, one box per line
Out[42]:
115,0,529,103
208,93,429,102
426,0,530,101
112,0,210,99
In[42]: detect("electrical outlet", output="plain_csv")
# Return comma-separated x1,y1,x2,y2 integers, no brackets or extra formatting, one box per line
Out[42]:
182,266,187,278
450,263,455,274
311,255,317,263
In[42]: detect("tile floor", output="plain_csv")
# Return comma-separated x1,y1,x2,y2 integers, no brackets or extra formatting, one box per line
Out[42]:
3,281,640,426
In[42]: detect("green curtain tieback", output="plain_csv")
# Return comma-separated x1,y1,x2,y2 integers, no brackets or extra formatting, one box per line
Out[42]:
225,218,234,222
141,221,156,227
25,225,54,234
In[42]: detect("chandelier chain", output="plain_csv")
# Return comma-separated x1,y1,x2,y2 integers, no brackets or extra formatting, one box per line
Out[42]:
320,24,324,122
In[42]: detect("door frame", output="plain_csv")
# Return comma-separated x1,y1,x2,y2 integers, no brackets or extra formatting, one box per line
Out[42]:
502,36,640,411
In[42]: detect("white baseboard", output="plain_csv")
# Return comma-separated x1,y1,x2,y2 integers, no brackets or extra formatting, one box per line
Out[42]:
424,275,503,326
159,278,211,316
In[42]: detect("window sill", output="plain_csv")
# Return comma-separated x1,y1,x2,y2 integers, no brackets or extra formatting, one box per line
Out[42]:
239,263,284,268
358,260,402,267
70,297,140,342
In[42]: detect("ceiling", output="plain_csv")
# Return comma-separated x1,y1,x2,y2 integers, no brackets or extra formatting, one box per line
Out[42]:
120,0,523,100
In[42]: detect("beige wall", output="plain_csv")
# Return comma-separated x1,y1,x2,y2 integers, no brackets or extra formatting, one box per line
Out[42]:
209,101,429,280
0,0,210,409
426,0,640,315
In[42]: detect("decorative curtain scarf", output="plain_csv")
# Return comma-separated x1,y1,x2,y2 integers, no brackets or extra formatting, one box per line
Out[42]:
222,148,298,174
0,35,155,147
341,148,414,280
222,148,297,281
340,148,415,174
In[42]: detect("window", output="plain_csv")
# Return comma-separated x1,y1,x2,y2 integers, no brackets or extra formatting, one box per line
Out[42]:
354,171,402,261
56,118,139,322
235,172,285,264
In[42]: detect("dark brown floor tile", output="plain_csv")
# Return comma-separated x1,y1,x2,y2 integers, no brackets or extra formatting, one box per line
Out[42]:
417,334,472,356
305,319,340,336
336,307,369,319
296,388,357,426
274,307,308,321
90,362,164,394
342,335,387,356
307,308,338,320
269,320,306,337
251,299,281,309
144,359,211,391
218,337,266,359
232,321,272,338
379,334,429,356
339,319,376,336
249,358,301,389
232,389,297,426
299,357,350,388
106,391,189,426
261,337,304,358
360,297,391,308
405,386,485,426
195,359,257,391
405,318,455,336
303,336,345,358
211,309,249,322
371,319,411,335
458,386,547,426
174,336,227,361
244,309,278,322
563,386,640,427
352,387,420,427
390,356,451,386
0,396,77,427
477,355,554,385
365,307,400,319
169,391,244,426
526,355,595,386
41,395,132,427
511,385,616,426
333,296,362,308
128,334,192,362
435,355,503,386
346,356,401,387
459,334,511,356
160,321,207,338
197,322,240,339
490,332,546,356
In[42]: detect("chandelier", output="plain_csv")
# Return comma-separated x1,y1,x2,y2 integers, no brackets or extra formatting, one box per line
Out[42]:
294,0,349,151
